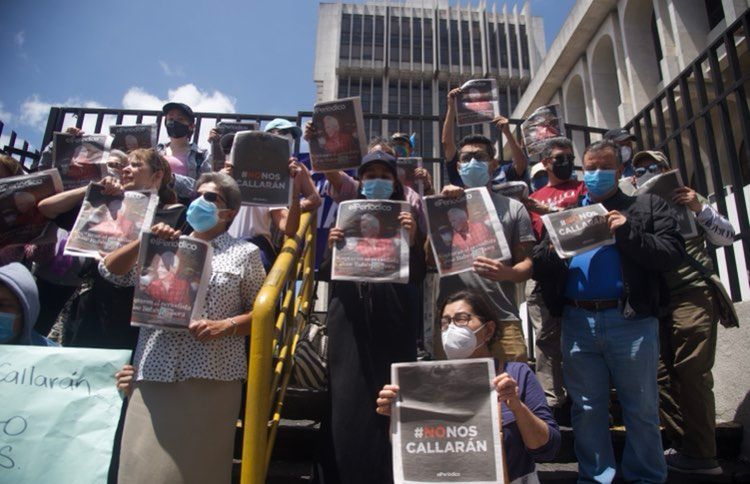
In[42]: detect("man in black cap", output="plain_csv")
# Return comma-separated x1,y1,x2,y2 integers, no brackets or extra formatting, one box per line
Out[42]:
603,128,637,178
157,102,209,202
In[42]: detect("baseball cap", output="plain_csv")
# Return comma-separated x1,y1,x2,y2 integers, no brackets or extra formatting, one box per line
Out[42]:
603,128,636,143
530,162,546,179
358,150,397,178
264,118,302,139
162,102,195,123
632,150,670,169
391,132,413,147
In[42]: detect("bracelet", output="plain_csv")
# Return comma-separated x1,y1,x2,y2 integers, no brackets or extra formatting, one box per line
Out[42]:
229,318,238,336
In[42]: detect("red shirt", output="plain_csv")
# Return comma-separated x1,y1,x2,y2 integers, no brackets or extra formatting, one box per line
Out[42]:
529,180,587,240
355,238,397,261
451,221,494,254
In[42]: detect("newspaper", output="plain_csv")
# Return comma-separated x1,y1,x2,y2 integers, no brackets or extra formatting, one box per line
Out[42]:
391,358,505,484
131,234,212,331
216,120,259,136
230,130,292,207
455,79,500,127
332,200,410,283
541,204,614,259
521,104,565,161
64,184,158,259
0,169,63,248
397,157,424,196
109,124,157,153
634,169,698,239
490,180,529,201
53,133,109,190
309,97,367,172
424,187,511,277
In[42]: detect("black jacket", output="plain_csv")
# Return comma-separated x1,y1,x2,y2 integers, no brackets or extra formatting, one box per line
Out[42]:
532,189,685,318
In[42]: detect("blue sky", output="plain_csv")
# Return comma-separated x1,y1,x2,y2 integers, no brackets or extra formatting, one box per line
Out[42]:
0,0,574,151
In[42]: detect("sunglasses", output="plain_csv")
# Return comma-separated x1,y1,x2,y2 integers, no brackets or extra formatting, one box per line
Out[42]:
552,153,575,165
202,191,226,205
634,164,662,177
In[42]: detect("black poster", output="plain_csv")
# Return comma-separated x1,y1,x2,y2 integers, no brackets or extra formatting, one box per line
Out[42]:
216,121,259,136
541,203,614,258
230,130,292,207
391,359,505,483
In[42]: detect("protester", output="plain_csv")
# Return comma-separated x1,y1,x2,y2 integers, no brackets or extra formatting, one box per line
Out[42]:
632,150,735,475
108,172,265,484
377,289,560,483
0,262,56,346
524,137,586,413
319,148,426,484
434,134,535,363
156,102,210,202
530,162,548,193
38,148,183,348
106,149,128,179
532,139,685,483
603,128,637,178
390,132,414,158
443,87,528,186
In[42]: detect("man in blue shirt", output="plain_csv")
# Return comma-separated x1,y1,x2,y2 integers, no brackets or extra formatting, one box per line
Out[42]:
532,140,684,483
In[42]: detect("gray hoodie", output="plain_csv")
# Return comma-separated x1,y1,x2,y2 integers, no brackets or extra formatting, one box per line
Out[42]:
0,262,55,346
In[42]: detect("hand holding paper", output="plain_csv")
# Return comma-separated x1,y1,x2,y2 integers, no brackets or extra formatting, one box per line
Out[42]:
606,210,628,234
398,211,416,247
672,186,702,213
376,384,400,416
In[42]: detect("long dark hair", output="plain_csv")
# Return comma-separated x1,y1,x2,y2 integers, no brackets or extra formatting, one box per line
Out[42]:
438,289,501,343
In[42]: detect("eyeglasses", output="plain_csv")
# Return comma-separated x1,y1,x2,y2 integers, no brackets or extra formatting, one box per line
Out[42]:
440,312,483,330
202,191,226,205
634,164,662,177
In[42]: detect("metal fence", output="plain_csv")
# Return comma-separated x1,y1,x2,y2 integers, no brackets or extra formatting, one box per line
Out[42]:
623,8,750,301
0,120,40,170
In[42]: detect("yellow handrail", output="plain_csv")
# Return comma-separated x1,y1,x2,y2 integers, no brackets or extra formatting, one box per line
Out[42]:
240,210,317,484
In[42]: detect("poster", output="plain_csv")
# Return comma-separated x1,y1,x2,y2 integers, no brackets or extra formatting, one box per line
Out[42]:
309,97,366,172
490,181,529,201
109,124,157,153
131,234,212,331
397,157,424,196
455,79,500,127
52,133,109,190
332,200,409,283
521,105,565,161
230,131,292,207
216,120,259,136
634,169,698,239
0,345,131,484
0,169,62,248
541,204,614,258
423,188,511,277
64,184,158,259
391,358,505,484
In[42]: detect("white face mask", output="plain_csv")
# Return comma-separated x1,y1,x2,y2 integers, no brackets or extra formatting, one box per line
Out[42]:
620,145,633,163
441,322,486,360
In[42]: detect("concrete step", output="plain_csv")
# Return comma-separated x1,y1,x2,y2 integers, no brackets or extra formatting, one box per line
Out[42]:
538,459,750,483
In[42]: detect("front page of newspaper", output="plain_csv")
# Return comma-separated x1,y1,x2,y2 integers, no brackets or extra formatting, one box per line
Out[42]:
53,133,109,190
0,169,63,247
230,130,292,207
309,97,366,172
109,124,157,153
541,204,615,259
635,169,698,239
521,105,565,161
455,79,500,127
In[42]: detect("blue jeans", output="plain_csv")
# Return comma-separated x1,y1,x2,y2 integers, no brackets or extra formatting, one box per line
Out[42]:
561,306,666,483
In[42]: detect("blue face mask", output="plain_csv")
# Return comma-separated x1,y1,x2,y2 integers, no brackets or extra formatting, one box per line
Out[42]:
187,196,220,232
583,169,617,197
361,179,394,199
0,312,17,342
458,159,490,188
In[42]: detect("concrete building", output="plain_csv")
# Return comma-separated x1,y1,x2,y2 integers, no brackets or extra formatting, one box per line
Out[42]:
314,0,546,156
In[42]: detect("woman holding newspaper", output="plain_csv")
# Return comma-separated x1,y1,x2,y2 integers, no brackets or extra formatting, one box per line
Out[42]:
377,289,561,483
106,171,266,484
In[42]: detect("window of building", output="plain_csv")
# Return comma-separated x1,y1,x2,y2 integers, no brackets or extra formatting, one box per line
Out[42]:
520,24,529,70
412,81,422,117
363,15,374,61
350,77,361,98
461,20,471,67
510,87,519,112
472,20,482,68
401,17,411,63
372,79,383,114
499,22,508,68
450,19,460,66
390,16,400,63
361,78,372,113
352,14,362,59
650,12,664,81
375,16,385,61
439,19,449,67
489,22,499,69
338,77,349,98
389,81,399,114
705,0,725,29
424,17,433,64
424,81,433,116
498,87,508,115
400,80,410,114
340,13,351,61
413,17,422,63
509,23,518,69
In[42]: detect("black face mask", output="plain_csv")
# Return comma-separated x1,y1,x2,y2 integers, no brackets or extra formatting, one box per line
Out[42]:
551,153,574,180
165,119,191,139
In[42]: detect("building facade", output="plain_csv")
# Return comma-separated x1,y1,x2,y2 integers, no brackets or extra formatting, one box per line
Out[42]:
314,0,545,157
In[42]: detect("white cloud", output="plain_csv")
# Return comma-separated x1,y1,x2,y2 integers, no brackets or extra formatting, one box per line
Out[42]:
122,84,236,114
19,94,104,132
0,102,12,123
158,60,184,77
14,31,25,47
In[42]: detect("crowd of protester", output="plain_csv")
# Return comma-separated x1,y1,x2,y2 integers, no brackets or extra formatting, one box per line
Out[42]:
0,88,738,484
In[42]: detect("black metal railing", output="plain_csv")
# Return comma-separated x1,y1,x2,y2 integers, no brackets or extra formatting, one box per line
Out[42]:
624,8,750,301
0,121,40,170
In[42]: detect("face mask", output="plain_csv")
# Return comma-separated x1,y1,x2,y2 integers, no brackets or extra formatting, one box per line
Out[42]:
458,159,490,188
441,322,486,360
187,196,220,232
361,179,394,199
0,312,17,342
394,145,409,158
531,173,548,192
165,119,191,139
583,169,617,197
620,145,633,164
551,154,574,180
